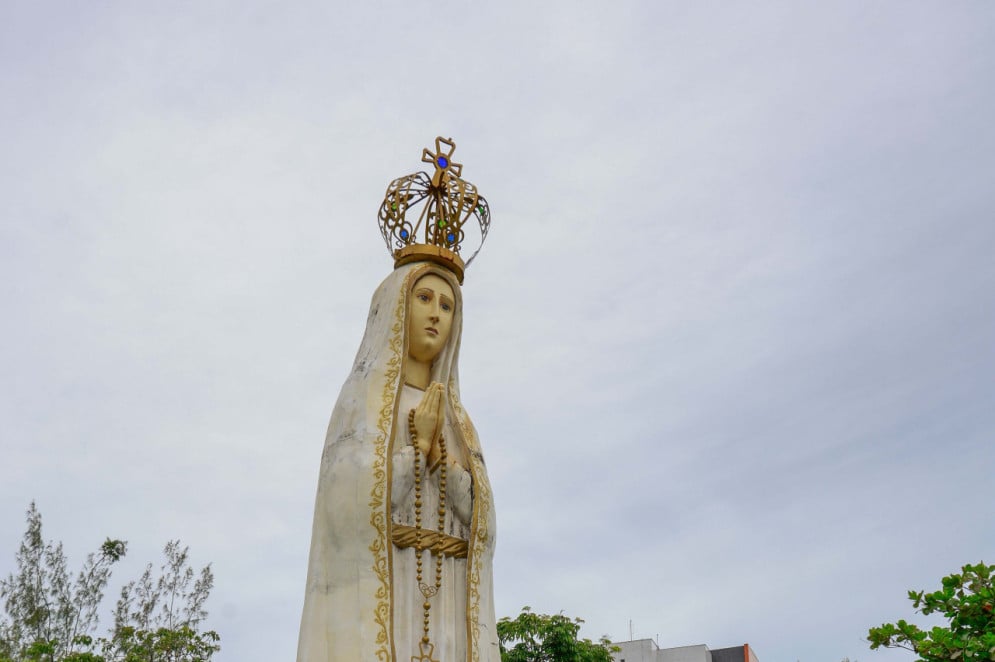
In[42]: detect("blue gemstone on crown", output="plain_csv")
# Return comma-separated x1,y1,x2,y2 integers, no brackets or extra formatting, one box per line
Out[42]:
400,229,409,240
446,232,455,244
437,156,449,168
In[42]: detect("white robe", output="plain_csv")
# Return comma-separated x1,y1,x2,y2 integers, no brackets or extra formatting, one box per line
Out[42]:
297,263,499,662
390,384,475,660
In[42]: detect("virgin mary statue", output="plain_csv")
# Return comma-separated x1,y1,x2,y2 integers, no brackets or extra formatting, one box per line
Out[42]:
297,139,498,662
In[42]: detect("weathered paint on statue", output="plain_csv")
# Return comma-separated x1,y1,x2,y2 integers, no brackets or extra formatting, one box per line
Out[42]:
297,262,499,661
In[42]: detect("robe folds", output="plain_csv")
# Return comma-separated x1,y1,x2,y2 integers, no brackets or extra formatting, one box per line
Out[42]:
297,263,499,662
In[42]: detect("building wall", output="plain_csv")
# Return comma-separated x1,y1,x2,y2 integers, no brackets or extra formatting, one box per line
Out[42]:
612,641,713,662
613,639,660,662
612,640,757,662
711,645,746,662
659,644,712,662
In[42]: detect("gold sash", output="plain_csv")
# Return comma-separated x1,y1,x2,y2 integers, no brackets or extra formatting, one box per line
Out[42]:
391,524,469,559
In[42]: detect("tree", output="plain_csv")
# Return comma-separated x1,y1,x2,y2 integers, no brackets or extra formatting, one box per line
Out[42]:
0,503,219,662
497,606,618,662
868,562,995,662
0,503,126,661
102,540,219,662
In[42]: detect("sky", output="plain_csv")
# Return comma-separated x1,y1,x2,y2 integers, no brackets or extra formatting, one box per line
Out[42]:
1,2,994,661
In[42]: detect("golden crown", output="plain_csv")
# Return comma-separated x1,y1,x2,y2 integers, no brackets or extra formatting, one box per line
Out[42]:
378,137,490,284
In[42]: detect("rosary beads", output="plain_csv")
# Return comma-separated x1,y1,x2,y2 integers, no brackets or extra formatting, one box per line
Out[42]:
408,408,448,650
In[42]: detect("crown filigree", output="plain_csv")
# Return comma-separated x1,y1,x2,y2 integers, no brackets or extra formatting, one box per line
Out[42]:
378,137,490,283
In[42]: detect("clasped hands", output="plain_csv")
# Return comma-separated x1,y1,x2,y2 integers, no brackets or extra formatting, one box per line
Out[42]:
411,382,460,471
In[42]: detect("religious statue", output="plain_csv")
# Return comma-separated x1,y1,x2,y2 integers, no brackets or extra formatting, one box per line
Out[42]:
297,138,499,661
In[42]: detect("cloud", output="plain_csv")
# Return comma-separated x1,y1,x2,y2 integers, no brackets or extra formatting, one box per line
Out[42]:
2,3,993,661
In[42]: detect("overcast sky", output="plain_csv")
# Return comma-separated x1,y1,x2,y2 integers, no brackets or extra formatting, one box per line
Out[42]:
2,2,993,661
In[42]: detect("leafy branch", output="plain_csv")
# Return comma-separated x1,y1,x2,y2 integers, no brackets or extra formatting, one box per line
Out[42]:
868,562,995,662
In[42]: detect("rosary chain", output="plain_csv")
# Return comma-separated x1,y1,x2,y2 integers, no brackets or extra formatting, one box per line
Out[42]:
408,408,448,650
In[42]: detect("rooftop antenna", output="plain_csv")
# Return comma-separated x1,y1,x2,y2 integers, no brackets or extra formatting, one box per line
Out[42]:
629,620,633,641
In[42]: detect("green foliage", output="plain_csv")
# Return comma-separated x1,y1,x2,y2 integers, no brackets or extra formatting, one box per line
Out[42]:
0,503,126,661
497,606,618,662
110,541,214,636
101,626,220,662
0,504,219,662
868,562,995,662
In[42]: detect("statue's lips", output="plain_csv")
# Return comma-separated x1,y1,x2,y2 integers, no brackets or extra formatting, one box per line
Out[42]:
425,327,439,336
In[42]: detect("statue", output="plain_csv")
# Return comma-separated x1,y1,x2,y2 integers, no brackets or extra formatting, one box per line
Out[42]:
297,138,499,661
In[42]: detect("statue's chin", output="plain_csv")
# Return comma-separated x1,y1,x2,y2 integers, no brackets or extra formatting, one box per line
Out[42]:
409,342,443,364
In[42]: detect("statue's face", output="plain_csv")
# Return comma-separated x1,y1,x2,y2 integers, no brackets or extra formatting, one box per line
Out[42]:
407,273,456,364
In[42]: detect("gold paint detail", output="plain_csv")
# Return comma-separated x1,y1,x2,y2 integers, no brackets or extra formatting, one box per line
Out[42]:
378,137,491,273
450,378,491,662
392,524,469,558
411,640,440,662
369,284,407,661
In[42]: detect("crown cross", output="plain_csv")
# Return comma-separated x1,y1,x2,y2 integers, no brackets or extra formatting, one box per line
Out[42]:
378,137,490,283
423,140,462,187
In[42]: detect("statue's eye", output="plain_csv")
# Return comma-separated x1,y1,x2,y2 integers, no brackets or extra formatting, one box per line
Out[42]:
441,302,452,312
417,293,430,302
